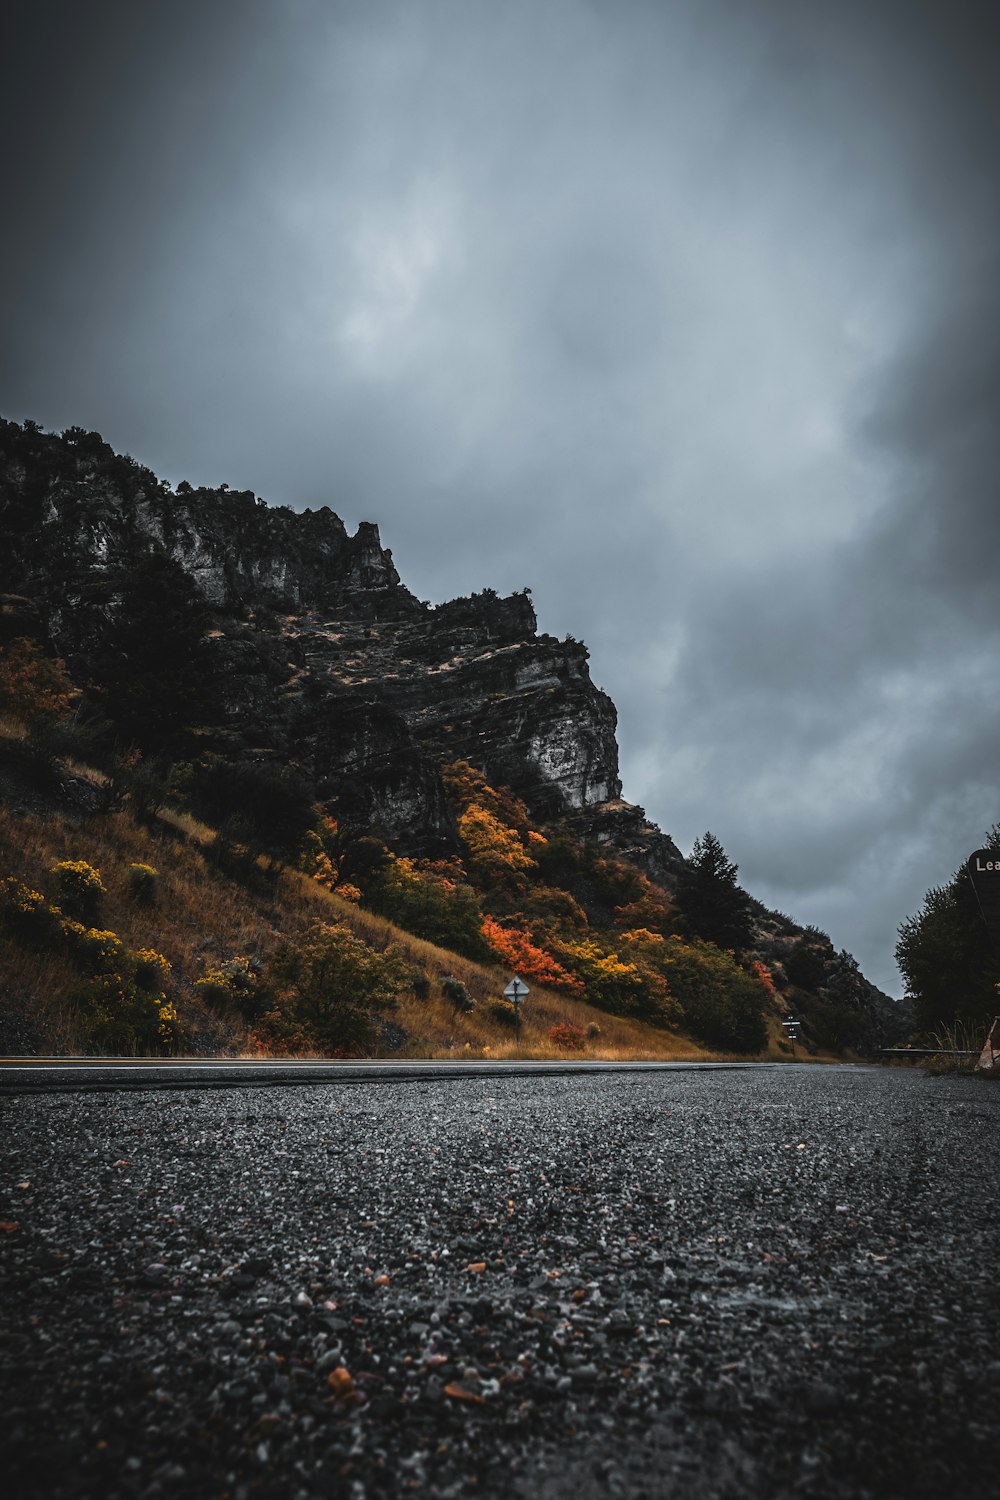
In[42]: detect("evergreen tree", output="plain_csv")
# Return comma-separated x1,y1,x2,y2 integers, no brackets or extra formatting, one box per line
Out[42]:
675,831,755,954
896,825,1000,1036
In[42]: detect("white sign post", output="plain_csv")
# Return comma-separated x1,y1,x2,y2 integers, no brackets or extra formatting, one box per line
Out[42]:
503,975,530,1044
781,1015,801,1058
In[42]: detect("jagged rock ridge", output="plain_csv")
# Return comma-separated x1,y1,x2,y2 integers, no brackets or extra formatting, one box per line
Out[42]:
0,419,648,853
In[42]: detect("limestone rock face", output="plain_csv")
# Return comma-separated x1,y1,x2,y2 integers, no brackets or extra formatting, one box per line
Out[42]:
286,593,622,819
23,482,407,616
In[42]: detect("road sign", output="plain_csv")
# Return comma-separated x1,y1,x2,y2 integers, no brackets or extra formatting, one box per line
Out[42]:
781,1016,801,1056
503,975,528,1044
967,850,1000,953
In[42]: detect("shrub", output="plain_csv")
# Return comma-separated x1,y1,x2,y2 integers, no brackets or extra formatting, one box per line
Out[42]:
0,877,61,947
365,856,487,958
487,1000,518,1029
302,824,340,891
133,948,172,992
50,860,105,924
263,923,410,1055
126,759,172,823
548,1022,586,1052
412,970,432,1000
752,961,776,996
481,916,584,995
585,1021,602,1039
72,971,179,1054
555,935,673,1022
195,955,263,1017
0,637,79,723
157,1001,180,1046
441,976,474,1015
127,863,160,905
62,924,125,975
248,1008,320,1057
458,804,535,884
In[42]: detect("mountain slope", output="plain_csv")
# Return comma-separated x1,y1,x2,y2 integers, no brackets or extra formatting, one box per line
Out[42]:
0,417,906,1055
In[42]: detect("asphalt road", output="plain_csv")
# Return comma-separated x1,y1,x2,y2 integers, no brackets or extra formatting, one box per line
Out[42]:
1,1066,997,1500
0,1057,814,1094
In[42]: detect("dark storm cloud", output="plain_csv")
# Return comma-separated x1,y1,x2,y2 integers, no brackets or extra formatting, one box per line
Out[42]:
3,0,999,992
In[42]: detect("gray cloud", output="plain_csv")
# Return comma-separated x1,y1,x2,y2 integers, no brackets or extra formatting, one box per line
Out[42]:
3,0,999,992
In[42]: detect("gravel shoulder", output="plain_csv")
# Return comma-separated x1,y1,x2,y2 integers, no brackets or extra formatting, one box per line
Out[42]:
1,1066,998,1499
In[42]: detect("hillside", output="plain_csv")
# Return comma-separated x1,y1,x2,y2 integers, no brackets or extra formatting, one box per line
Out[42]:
0,794,736,1061
0,417,908,1057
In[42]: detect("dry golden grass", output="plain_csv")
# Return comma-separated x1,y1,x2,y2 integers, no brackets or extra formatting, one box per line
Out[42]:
0,800,732,1060
0,713,28,741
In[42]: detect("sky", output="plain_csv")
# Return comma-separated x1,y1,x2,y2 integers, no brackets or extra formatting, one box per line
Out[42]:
3,0,999,995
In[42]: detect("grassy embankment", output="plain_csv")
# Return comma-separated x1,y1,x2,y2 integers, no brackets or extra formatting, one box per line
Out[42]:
0,792,806,1061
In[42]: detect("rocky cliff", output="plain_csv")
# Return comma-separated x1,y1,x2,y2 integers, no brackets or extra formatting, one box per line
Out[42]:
0,419,640,852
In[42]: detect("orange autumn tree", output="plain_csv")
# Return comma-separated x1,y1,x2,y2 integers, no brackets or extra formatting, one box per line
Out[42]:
554,934,675,1022
457,804,536,884
442,760,532,833
613,872,675,935
0,637,79,723
481,915,584,995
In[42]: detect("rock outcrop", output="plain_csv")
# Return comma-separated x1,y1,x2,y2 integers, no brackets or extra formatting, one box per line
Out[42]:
0,419,626,848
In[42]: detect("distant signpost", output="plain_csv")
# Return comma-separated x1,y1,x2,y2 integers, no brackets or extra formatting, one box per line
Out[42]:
781,1015,801,1057
503,975,530,1044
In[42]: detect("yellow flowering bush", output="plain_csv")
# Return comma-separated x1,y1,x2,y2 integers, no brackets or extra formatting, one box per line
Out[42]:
157,1001,179,1044
133,948,172,991
62,923,125,975
195,955,262,1017
3,858,182,1054
0,877,61,945
75,970,180,1053
50,859,106,923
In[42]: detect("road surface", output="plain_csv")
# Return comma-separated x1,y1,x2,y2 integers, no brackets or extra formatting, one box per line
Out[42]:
1,1064,997,1498
0,1056,824,1093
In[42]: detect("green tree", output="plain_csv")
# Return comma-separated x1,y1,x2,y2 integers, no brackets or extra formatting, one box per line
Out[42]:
660,935,769,1053
261,923,409,1054
675,832,755,955
896,830,1000,1036
784,929,831,990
